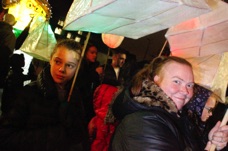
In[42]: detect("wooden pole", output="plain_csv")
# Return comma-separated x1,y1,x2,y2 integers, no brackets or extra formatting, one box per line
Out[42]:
158,40,168,57
67,32,91,102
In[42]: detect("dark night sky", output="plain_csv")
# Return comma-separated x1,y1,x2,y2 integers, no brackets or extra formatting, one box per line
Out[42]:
48,0,108,53
48,0,74,29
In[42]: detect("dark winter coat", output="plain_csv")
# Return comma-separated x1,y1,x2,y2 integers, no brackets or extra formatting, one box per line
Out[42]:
102,63,124,87
1,67,27,115
0,21,16,87
0,21,16,52
0,66,87,151
110,80,200,151
76,59,101,123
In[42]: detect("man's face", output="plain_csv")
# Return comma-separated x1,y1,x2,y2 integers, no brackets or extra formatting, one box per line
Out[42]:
117,53,126,67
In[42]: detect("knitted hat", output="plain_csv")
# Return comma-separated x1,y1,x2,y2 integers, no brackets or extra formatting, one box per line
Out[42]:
185,84,212,117
3,14,17,26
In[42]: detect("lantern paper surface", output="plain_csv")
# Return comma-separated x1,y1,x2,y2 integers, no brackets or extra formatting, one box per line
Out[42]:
165,1,228,58
102,33,124,48
7,0,51,30
165,1,228,102
64,0,219,39
186,53,228,102
20,20,57,61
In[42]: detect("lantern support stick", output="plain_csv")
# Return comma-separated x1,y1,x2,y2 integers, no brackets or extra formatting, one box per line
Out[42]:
67,32,91,102
158,40,168,57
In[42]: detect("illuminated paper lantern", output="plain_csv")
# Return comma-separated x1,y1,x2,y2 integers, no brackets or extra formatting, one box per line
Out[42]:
7,0,51,30
64,0,218,39
166,1,228,102
102,33,124,48
2,0,19,9
20,20,57,61
166,1,228,58
185,53,228,103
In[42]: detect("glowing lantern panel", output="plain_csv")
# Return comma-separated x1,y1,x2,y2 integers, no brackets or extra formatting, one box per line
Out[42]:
8,0,50,30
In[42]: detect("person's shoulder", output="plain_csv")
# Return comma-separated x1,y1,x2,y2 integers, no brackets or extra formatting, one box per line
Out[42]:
0,21,8,26
129,108,179,125
13,81,39,100
0,21,12,30
23,81,39,91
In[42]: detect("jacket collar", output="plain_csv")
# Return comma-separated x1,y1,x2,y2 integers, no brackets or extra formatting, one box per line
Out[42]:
36,65,57,99
133,79,178,114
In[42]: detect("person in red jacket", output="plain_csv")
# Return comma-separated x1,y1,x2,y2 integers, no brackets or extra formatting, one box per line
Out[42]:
88,84,119,151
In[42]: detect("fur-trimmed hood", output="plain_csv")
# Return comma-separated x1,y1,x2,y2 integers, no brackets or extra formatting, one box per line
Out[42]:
109,79,179,122
36,65,57,99
133,79,178,113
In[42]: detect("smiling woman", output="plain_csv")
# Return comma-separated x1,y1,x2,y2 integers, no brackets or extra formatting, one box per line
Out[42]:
110,56,228,151
111,56,195,150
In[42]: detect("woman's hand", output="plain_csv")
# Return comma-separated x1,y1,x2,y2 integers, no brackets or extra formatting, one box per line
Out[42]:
96,66,104,76
206,121,228,150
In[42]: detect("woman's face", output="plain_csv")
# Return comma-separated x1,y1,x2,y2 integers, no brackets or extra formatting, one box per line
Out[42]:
154,61,194,110
201,96,217,122
86,46,98,62
50,46,78,87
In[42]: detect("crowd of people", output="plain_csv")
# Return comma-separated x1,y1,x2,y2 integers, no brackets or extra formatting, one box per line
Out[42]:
0,12,228,151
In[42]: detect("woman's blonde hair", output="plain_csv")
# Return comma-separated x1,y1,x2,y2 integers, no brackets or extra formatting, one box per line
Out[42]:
131,56,192,95
208,92,222,106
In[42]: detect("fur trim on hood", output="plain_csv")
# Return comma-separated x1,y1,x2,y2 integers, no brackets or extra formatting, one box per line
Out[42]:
133,79,178,113
105,80,179,124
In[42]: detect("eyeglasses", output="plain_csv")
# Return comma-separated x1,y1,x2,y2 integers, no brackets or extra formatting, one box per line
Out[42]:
204,106,214,113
